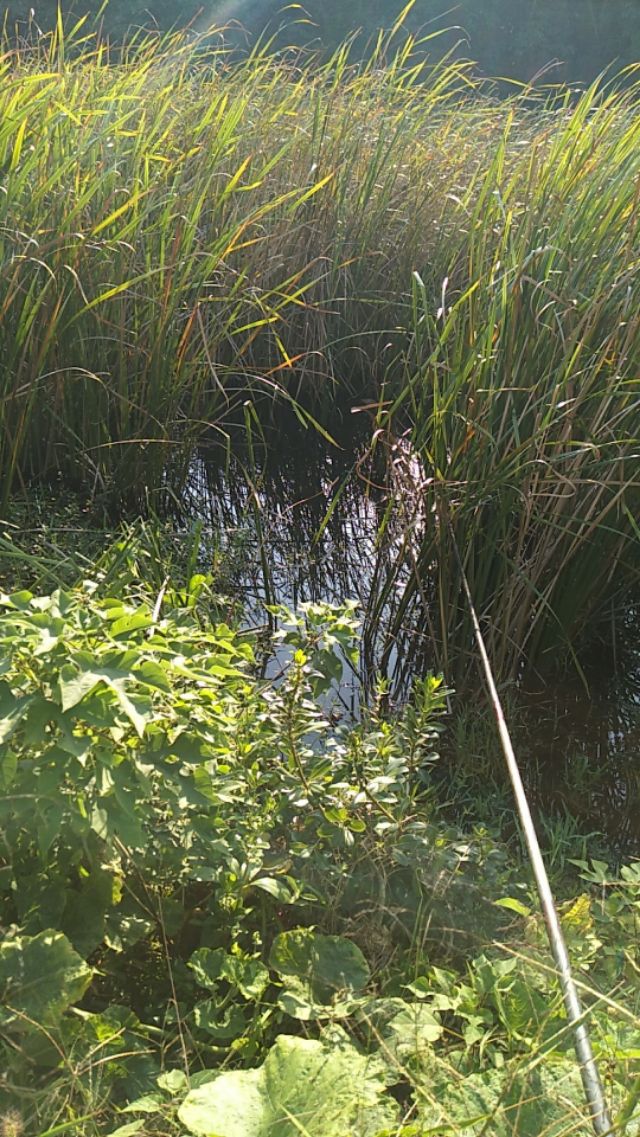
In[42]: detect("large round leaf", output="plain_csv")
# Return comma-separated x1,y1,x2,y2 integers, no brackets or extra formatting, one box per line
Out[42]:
177,1033,396,1137
0,930,92,1030
269,929,370,1020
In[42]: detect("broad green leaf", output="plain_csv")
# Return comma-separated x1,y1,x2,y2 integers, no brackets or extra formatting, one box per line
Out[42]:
110,609,153,637
193,999,248,1040
107,679,150,737
58,665,150,735
357,998,443,1059
62,866,122,957
189,948,269,1000
58,665,105,710
104,910,154,953
178,1034,396,1137
493,977,549,1042
269,929,369,1020
104,768,147,847
137,659,172,691
494,897,532,918
251,877,297,903
0,931,92,1029
0,745,17,789
0,681,35,744
417,1059,591,1136
36,800,66,857
91,806,110,840
14,872,68,933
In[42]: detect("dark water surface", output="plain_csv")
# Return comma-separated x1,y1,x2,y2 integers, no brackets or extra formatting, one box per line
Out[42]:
184,420,640,859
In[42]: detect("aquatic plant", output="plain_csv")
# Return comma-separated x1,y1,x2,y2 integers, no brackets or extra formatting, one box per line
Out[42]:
1,16,639,675
0,14,512,507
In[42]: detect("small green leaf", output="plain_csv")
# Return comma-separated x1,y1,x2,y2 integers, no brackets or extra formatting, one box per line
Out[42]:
494,898,532,918
157,1069,189,1095
0,590,34,610
123,1094,163,1114
104,1122,145,1137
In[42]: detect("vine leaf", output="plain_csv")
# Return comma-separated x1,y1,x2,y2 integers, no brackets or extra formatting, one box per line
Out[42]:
269,928,370,1019
0,930,92,1029
178,1033,395,1137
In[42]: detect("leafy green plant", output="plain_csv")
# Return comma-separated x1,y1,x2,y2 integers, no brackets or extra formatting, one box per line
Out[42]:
177,1032,396,1137
0,576,638,1137
0,580,442,1122
269,928,370,1020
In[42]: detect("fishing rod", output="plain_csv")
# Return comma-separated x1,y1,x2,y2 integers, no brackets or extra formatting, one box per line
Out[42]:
442,500,612,1137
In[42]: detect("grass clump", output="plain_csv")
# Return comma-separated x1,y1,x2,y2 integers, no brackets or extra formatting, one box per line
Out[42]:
366,84,640,682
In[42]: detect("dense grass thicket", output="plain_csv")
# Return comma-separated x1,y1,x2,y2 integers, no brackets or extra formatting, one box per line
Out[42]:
1,23,638,679
0,23,636,497
4,0,640,85
0,23,490,505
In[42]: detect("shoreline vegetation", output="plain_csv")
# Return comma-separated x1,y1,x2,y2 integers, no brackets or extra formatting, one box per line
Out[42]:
0,14,639,1136
0,545,639,1136
0,18,638,678
4,0,640,86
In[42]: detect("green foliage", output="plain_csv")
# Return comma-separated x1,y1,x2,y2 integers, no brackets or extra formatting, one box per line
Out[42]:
0,21,637,679
269,928,370,1019
177,1033,396,1137
2,1,639,86
0,930,92,1029
0,578,639,1136
415,1057,591,1136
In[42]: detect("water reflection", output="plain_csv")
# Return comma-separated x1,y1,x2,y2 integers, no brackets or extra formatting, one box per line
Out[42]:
183,419,640,857
518,672,640,858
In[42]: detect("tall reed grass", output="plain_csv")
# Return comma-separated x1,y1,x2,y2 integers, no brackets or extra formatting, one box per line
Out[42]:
364,80,640,683
1,15,639,677
0,17,482,507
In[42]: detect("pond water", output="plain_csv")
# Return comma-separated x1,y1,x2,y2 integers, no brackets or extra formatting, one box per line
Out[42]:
183,417,640,859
